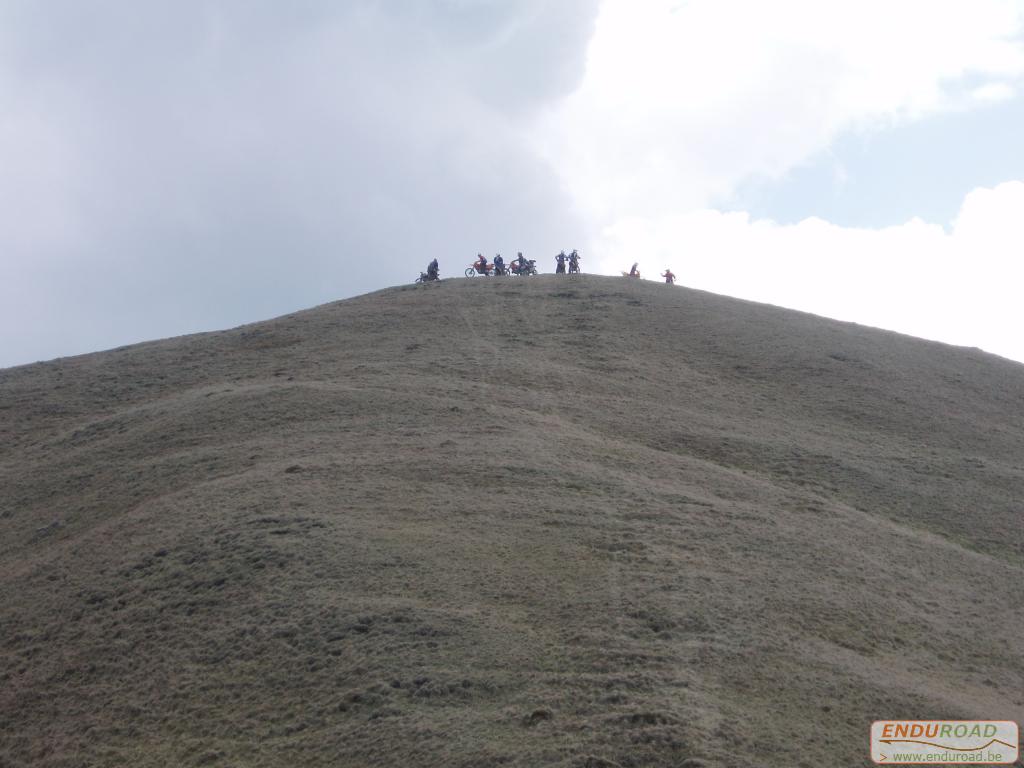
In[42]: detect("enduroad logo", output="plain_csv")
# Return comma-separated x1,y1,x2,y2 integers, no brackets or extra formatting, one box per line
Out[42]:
871,721,1019,764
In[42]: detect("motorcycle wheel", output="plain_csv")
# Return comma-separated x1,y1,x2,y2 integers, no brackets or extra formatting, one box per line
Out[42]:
464,267,476,278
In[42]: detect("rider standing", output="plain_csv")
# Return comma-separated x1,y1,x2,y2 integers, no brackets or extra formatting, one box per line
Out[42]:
427,258,439,280
629,262,639,277
494,253,505,276
661,269,675,284
568,250,580,274
555,251,567,274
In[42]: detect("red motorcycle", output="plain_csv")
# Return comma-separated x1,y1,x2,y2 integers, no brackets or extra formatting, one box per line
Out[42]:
465,262,494,277
510,258,538,276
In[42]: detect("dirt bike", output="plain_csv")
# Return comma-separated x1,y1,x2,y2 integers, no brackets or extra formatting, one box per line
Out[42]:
415,271,439,283
465,262,494,277
510,259,537,276
568,258,581,274
621,270,641,279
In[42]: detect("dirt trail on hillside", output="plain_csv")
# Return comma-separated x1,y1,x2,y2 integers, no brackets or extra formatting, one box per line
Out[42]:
2,276,1023,768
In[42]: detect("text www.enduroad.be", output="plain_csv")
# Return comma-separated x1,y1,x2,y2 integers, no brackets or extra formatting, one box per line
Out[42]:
892,752,1008,762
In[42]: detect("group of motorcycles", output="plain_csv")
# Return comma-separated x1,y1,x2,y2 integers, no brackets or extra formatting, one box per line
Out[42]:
417,251,585,283
464,257,538,278
555,250,581,275
418,255,671,285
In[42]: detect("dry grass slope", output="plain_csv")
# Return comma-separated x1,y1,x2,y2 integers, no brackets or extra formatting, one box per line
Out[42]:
1,275,1023,768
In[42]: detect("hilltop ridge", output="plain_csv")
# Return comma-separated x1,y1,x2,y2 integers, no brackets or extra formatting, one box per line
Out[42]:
2,275,1022,767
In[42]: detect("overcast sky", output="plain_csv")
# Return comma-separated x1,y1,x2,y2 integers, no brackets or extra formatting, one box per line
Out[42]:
2,0,1023,368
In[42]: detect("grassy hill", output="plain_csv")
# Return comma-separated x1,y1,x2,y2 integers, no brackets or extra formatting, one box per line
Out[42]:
2,275,1022,767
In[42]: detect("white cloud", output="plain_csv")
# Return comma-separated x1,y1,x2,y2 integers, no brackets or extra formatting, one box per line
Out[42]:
536,0,1024,362
972,82,1016,102
592,181,1024,363
540,0,1024,221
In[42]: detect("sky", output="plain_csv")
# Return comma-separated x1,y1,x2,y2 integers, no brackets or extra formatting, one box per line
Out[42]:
1,0,1023,368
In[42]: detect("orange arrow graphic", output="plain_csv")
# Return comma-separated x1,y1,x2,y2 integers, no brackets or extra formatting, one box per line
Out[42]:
878,738,1015,752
